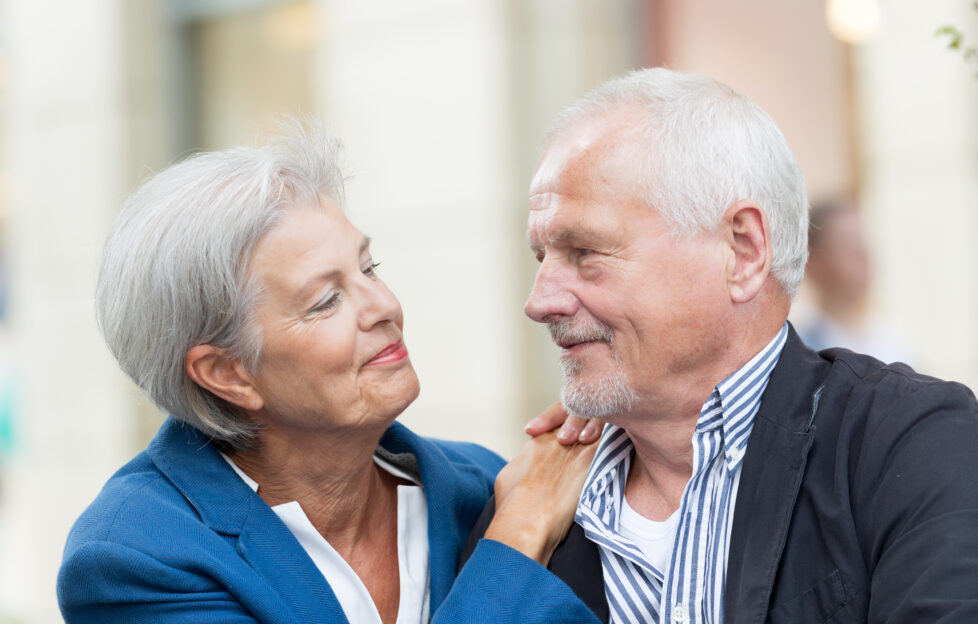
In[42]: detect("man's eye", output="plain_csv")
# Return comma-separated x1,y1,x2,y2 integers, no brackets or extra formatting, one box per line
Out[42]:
573,248,594,261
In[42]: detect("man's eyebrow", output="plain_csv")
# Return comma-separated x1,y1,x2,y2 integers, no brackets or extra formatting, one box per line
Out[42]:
527,225,610,249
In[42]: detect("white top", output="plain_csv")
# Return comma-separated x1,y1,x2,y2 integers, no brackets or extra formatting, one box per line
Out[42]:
618,497,680,575
222,453,430,624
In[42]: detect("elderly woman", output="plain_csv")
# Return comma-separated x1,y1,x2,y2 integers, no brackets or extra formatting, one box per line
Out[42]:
57,127,600,623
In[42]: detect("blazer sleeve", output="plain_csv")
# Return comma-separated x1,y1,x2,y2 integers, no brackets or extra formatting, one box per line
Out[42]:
434,539,600,624
58,540,262,624
853,376,978,621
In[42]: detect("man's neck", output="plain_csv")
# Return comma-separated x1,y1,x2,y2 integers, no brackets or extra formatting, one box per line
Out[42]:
623,422,697,521
618,315,788,522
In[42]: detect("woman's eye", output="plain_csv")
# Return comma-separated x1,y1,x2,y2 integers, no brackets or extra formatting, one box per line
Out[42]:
310,292,340,314
363,261,381,276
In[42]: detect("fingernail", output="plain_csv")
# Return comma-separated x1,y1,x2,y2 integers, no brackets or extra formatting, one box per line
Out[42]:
524,417,543,432
579,424,593,441
557,426,574,442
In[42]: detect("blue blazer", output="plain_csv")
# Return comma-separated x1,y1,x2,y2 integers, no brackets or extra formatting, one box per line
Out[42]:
58,418,596,623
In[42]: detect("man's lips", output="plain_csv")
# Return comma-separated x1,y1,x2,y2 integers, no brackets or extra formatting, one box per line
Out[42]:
366,340,408,366
558,340,603,354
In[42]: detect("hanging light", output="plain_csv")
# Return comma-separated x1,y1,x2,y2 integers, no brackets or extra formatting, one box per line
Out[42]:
826,0,881,44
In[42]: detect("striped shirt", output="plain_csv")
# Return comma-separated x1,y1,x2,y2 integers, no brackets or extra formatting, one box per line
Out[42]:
576,323,788,624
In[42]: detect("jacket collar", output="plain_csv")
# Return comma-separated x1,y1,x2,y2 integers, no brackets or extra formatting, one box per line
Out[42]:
378,421,496,610
724,324,831,624
146,418,488,621
147,418,347,623
146,418,253,533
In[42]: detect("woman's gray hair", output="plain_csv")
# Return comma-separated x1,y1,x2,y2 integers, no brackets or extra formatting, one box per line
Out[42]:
97,122,345,446
548,68,810,295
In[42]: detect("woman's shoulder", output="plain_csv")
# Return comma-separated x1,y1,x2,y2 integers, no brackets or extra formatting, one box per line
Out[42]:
61,418,246,568
62,449,203,552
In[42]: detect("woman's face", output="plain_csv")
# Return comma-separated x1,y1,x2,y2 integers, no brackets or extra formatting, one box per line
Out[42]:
243,199,420,435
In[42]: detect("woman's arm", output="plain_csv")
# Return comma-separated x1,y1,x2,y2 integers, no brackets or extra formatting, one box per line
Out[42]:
59,541,264,624
434,430,601,623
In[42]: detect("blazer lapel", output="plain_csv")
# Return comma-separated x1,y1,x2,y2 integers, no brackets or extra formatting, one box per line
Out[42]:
148,418,348,624
379,422,494,612
724,327,830,624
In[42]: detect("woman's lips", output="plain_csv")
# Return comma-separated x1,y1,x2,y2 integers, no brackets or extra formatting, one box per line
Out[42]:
366,340,408,366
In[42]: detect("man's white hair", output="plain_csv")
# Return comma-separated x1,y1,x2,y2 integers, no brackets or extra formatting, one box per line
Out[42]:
547,68,810,295
97,121,345,447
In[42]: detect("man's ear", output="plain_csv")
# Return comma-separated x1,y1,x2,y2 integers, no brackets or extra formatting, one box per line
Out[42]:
723,199,772,303
185,345,264,412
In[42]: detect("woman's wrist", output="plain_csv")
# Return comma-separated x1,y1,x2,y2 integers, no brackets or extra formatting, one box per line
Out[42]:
483,506,561,564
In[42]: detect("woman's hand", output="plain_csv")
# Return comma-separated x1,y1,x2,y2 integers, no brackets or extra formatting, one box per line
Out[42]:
484,431,598,565
524,402,603,445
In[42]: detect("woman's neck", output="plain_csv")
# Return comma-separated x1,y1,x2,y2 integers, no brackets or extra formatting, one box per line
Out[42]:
228,423,406,623
226,423,399,546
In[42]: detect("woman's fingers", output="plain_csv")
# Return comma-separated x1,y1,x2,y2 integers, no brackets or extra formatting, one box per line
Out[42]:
523,402,568,436
577,418,604,444
524,402,604,445
485,433,599,564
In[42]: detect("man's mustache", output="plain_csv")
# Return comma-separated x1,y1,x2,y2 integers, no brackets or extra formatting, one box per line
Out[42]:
548,320,614,346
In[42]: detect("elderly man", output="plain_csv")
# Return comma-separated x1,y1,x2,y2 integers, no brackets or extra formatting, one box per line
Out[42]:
464,68,978,623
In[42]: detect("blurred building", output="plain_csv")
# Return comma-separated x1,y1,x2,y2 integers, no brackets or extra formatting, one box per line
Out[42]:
0,0,975,620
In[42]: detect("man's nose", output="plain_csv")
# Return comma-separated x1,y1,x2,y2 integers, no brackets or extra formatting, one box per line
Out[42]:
524,261,578,323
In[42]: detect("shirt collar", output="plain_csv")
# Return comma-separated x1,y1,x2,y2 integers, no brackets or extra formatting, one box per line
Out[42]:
713,322,789,471
579,322,789,508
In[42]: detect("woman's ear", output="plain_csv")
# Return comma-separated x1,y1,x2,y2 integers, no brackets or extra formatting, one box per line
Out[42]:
185,345,264,412
723,199,772,303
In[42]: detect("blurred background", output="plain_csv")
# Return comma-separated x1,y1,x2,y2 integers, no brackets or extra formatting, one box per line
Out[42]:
0,0,975,620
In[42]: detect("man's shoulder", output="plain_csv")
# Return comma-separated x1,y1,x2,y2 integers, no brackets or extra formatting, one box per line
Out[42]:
802,347,978,478
820,347,976,417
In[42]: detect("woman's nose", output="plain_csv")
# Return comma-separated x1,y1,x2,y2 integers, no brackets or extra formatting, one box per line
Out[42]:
359,276,403,330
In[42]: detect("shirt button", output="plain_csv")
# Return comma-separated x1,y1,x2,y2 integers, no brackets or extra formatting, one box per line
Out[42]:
672,605,688,623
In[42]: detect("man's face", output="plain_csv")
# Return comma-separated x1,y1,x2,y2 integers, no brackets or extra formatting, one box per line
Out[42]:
524,111,730,421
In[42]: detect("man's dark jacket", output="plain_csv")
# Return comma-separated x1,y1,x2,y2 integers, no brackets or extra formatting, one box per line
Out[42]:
462,327,978,623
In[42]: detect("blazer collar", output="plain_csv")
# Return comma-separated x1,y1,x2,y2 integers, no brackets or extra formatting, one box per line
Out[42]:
146,418,489,621
147,418,347,623
378,421,495,611
724,324,831,624
146,418,254,533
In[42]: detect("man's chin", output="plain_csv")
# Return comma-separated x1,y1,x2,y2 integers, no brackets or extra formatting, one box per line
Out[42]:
560,375,637,420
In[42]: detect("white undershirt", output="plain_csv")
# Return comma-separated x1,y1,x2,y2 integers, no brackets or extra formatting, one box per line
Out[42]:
618,496,681,575
222,453,430,624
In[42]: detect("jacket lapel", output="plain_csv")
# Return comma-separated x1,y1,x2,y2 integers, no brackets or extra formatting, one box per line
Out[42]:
147,418,347,624
724,327,830,624
379,422,495,612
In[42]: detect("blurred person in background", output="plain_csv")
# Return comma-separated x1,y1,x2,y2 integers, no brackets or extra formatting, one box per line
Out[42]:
56,125,602,623
796,198,914,364
466,68,978,623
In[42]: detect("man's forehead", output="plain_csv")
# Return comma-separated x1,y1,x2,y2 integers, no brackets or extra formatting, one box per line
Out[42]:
525,197,625,250
532,111,645,198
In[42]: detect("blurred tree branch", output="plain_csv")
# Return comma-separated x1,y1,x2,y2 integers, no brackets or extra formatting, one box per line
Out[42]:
935,2,978,77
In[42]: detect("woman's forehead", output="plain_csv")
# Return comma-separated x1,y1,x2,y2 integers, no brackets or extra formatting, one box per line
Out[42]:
250,208,366,295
